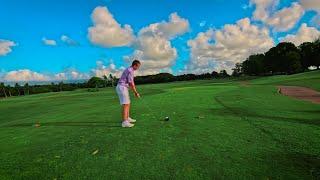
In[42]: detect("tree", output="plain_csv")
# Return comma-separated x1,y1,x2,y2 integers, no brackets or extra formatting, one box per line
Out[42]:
0,82,7,98
15,83,21,96
211,71,219,78
6,85,12,97
242,54,265,75
265,42,301,74
58,81,64,92
232,63,242,77
219,70,230,78
109,74,115,87
87,77,104,88
103,75,109,87
299,42,314,70
313,38,320,69
285,51,302,74
24,83,30,95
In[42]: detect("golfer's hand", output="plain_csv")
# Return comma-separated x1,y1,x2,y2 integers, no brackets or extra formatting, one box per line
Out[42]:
135,92,141,98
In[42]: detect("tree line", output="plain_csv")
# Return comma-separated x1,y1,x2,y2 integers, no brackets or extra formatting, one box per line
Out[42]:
0,70,231,98
232,39,320,76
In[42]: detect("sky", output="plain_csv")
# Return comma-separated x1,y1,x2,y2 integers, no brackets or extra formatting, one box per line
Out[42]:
0,0,319,82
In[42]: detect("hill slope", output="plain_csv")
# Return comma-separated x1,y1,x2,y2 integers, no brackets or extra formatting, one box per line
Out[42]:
250,70,320,91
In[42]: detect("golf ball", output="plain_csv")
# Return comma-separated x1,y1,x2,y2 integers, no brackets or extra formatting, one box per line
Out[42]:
165,117,169,121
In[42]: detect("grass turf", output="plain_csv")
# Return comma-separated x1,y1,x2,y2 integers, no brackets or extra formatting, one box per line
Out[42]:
0,71,320,179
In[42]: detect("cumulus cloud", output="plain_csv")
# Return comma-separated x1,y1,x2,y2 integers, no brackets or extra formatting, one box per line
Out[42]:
3,69,50,82
54,68,89,81
300,0,320,11
312,15,320,27
0,39,16,56
280,23,320,46
125,12,189,75
91,60,124,78
186,18,274,74
1,68,92,82
42,37,57,46
61,35,79,46
87,7,189,75
251,0,304,31
251,0,278,21
266,2,305,32
300,0,320,27
138,12,189,39
88,6,134,47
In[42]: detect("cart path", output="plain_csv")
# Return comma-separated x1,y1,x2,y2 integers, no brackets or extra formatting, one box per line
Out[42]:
278,86,320,104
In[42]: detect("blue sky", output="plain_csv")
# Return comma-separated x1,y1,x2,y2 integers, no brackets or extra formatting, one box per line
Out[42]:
0,0,319,82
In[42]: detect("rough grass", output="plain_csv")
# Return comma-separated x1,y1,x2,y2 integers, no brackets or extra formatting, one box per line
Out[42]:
0,71,319,179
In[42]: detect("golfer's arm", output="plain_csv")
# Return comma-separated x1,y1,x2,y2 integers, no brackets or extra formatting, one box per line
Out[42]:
129,82,138,94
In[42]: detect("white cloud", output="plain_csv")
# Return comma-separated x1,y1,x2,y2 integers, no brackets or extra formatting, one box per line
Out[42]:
88,6,134,47
280,23,320,46
251,0,278,21
87,7,189,75
312,14,320,27
139,12,189,39
300,0,320,11
266,2,305,32
1,68,91,82
3,69,50,82
126,12,189,75
300,0,320,27
91,60,124,78
251,0,304,31
61,35,79,46
0,39,16,56
54,68,89,80
199,21,206,27
186,18,274,74
42,37,57,46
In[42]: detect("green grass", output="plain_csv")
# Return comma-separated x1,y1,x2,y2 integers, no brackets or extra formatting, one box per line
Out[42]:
0,71,320,179
250,70,320,91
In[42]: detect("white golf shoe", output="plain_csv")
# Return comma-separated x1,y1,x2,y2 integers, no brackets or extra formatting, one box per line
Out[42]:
128,117,136,123
122,121,134,128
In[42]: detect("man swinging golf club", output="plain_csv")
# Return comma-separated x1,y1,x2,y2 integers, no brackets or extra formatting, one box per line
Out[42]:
116,60,141,128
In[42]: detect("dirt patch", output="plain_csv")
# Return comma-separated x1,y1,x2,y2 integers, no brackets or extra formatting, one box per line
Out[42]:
239,81,250,87
278,86,320,104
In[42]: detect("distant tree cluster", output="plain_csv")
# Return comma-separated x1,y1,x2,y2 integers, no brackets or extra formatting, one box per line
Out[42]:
234,39,320,76
134,70,230,84
0,82,84,98
0,70,235,98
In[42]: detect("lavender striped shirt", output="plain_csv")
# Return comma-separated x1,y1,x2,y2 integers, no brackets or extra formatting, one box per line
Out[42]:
117,67,134,87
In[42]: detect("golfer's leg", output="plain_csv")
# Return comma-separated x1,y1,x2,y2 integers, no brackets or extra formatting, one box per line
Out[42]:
121,104,134,127
128,104,131,119
125,104,129,121
122,104,126,122
122,104,129,121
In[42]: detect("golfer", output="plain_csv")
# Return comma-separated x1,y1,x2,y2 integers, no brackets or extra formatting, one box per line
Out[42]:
116,60,141,128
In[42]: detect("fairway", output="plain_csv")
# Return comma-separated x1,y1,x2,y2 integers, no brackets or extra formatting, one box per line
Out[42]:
1,72,320,179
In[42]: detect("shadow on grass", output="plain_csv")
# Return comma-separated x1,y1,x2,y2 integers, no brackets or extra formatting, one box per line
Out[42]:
210,107,320,126
2,121,121,128
288,153,320,179
265,152,320,179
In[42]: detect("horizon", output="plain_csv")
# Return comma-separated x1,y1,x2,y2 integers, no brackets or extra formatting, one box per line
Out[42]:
1,0,320,83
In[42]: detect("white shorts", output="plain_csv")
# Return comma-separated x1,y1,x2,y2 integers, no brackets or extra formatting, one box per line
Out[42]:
116,85,130,105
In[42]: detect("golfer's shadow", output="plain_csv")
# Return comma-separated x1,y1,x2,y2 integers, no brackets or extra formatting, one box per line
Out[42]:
4,121,121,128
